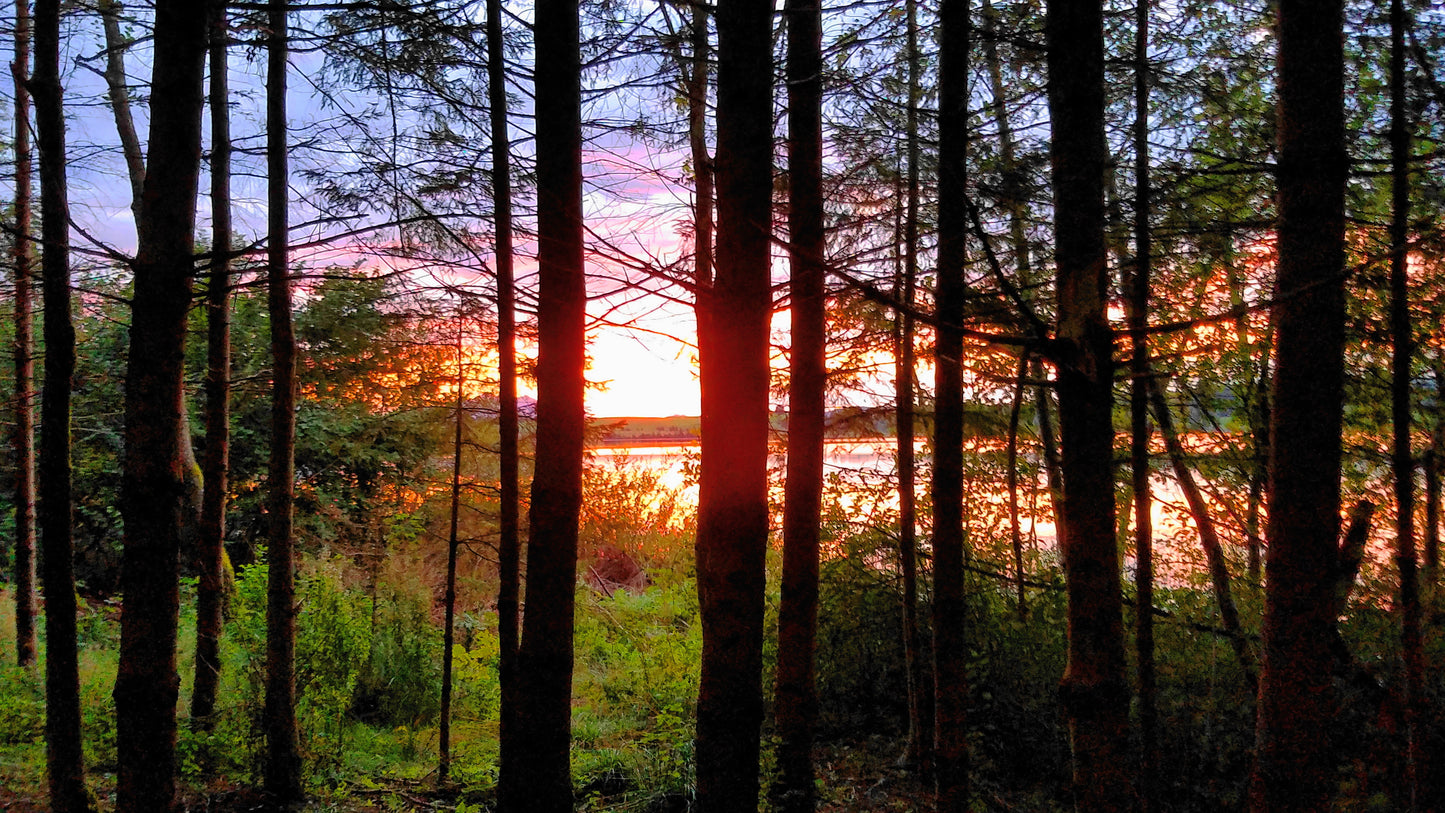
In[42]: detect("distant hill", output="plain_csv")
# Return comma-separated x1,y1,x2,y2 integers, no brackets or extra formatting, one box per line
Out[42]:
593,416,701,445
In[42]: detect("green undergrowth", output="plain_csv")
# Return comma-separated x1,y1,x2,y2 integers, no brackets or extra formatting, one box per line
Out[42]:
3,519,1442,811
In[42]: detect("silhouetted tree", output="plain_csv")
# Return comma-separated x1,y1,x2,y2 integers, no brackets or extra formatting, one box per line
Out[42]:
190,0,232,734
897,0,932,775
32,0,91,807
113,0,209,809
1046,0,1131,807
489,0,523,791
931,0,970,809
1388,0,1426,802
773,0,825,806
1127,0,1156,806
1250,1,1346,809
11,0,38,670
694,0,774,808
262,0,304,804
500,0,586,807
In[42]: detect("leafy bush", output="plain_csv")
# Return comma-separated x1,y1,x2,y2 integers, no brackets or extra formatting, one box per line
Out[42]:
351,573,442,728
0,660,45,746
217,554,372,780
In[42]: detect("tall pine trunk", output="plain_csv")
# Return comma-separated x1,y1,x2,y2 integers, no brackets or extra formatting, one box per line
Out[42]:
98,0,143,224
772,0,825,807
501,0,586,807
262,0,303,802
33,1,91,808
695,0,773,808
191,0,232,733
1389,0,1427,801
932,1,971,809
1046,0,1131,807
11,0,38,670
1250,1,1346,809
1128,2,1156,805
689,0,713,294
898,0,933,773
486,0,523,790
439,326,466,785
113,2,208,810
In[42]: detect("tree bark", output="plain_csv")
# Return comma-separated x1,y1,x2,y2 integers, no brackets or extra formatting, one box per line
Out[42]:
689,0,713,294
1427,416,1442,588
33,1,92,808
262,0,303,803
1241,334,1273,586
1334,499,1377,618
1250,2,1346,809
1149,385,1256,691
1128,3,1155,802
439,327,466,786
500,0,586,808
695,0,773,809
1006,355,1029,619
898,0,933,774
772,0,825,807
190,0,232,734
1035,358,1063,521
113,1,208,810
98,0,144,224
11,0,38,670
97,0,207,557
932,1,970,809
487,0,522,793
1046,0,1131,807
1389,0,1427,801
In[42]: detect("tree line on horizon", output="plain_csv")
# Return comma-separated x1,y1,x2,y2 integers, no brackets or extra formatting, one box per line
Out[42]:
3,0,1445,812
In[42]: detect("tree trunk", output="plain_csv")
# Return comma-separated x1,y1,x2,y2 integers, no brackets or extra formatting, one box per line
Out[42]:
694,0,773,809
1334,499,1377,618
439,328,466,786
262,0,303,803
1389,0,1427,801
11,0,38,670
190,0,231,734
1150,385,1256,691
1128,3,1155,801
32,1,91,809
1046,0,1131,807
1034,358,1063,520
1427,415,1442,588
689,0,713,294
113,2,208,810
98,0,144,224
983,0,1036,626
98,0,208,561
1006,355,1029,618
898,0,933,774
1250,2,1346,809
487,0,522,792
772,0,824,807
980,0,1035,284
501,0,586,808
932,1,970,809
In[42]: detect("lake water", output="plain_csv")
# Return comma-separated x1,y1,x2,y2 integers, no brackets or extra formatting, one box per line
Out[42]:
586,437,1277,588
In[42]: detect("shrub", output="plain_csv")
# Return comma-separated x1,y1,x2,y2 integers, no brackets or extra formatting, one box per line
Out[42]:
350,574,442,728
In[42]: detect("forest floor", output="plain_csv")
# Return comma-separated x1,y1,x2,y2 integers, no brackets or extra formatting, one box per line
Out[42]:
0,735,934,812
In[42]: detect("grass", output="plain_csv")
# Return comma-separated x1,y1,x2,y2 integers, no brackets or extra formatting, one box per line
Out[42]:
0,537,705,812
2,511,1437,812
